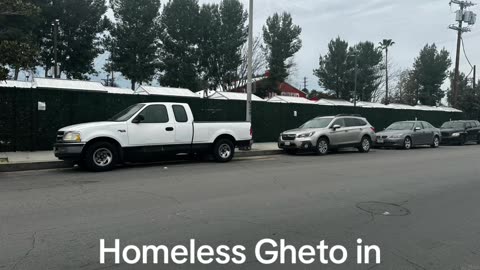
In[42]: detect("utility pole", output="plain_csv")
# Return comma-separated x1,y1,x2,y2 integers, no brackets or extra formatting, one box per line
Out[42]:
449,0,476,107
245,0,253,122
52,19,60,78
303,77,307,90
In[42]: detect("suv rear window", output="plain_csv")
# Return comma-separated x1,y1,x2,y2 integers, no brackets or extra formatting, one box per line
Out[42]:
355,118,367,126
344,118,366,127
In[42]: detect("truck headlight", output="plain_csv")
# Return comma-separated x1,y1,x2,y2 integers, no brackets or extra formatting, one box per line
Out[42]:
297,132,315,138
452,133,460,137
63,132,81,142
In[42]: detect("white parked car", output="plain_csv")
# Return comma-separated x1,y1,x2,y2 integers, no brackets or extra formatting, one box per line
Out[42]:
54,103,252,171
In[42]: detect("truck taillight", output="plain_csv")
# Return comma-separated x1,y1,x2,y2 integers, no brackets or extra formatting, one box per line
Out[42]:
250,127,253,136
371,127,376,133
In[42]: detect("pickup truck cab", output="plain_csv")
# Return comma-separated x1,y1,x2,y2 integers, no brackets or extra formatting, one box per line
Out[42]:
54,102,252,171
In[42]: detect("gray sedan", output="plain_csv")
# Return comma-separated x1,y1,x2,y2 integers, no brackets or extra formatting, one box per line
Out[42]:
375,121,441,149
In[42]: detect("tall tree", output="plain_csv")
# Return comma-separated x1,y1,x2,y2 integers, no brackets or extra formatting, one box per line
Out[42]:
346,41,383,101
379,39,395,104
36,0,108,79
411,44,451,106
389,69,418,105
110,0,161,90
447,73,480,118
198,3,222,90
0,0,41,80
313,37,349,99
198,0,247,90
160,0,200,91
262,12,302,91
217,0,247,88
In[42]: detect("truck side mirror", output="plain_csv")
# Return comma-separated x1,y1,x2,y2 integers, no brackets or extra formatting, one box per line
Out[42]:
132,115,145,124
332,124,341,130
414,127,421,131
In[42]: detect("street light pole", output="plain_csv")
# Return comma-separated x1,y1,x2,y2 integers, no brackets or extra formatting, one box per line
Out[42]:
246,0,253,122
53,19,60,78
354,53,358,107
347,52,358,107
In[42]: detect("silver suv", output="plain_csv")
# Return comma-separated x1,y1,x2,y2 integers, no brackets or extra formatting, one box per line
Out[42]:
278,115,377,155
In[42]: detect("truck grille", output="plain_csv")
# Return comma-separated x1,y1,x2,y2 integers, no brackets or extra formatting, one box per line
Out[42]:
56,131,65,142
282,134,296,141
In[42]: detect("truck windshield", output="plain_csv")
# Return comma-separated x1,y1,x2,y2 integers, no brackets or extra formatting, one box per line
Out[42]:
300,118,333,128
441,122,465,129
109,104,145,122
386,122,414,130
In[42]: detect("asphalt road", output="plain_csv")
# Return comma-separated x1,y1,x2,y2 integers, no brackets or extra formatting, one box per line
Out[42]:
1,145,480,270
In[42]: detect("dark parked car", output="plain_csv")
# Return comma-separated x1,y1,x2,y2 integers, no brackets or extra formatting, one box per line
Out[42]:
375,121,441,149
440,120,480,145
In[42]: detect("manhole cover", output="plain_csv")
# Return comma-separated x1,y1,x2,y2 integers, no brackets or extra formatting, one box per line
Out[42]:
356,201,410,216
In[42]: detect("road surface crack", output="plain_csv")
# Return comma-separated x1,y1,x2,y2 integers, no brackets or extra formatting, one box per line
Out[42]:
10,232,36,270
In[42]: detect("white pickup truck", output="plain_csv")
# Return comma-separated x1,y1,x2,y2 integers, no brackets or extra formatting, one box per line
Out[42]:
54,102,252,171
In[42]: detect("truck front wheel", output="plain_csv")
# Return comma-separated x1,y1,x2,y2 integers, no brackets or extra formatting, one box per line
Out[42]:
84,141,118,172
213,139,235,162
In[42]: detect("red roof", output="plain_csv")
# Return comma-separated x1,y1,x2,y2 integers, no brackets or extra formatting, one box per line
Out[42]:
278,82,307,98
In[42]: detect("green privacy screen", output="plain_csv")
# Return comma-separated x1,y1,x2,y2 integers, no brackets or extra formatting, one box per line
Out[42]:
0,87,464,151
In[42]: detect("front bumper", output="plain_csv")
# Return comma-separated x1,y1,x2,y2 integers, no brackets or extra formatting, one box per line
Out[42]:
278,138,315,150
440,136,462,144
374,137,404,147
54,143,85,160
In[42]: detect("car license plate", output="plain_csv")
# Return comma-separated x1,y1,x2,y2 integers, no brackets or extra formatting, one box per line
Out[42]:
377,138,384,143
284,142,291,146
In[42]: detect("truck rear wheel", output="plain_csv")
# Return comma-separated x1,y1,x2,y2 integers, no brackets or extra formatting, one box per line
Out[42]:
84,141,118,172
213,139,235,162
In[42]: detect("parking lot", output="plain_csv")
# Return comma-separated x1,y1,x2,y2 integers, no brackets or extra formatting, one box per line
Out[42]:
1,145,480,269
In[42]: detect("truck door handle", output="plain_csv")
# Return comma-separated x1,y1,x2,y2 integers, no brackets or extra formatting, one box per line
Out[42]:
166,127,174,131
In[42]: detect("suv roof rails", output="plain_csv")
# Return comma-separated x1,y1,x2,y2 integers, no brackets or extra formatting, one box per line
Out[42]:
335,114,362,117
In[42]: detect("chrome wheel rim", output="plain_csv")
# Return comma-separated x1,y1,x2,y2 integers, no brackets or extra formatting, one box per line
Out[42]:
219,144,231,159
318,141,328,154
434,137,439,147
405,138,411,149
362,139,370,151
93,148,113,167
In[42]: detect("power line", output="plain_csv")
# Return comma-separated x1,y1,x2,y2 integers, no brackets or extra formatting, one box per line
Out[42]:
461,37,474,78
461,37,473,69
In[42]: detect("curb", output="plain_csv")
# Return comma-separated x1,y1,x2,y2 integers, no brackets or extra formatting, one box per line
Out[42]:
0,161,72,173
0,149,283,173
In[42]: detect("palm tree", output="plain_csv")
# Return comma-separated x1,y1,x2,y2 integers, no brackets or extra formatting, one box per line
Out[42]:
379,39,395,104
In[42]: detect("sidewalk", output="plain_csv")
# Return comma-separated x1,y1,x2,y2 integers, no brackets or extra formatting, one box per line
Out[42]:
0,142,281,172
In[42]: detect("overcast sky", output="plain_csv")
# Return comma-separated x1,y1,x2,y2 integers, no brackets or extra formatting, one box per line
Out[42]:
201,0,479,90
95,0,480,91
